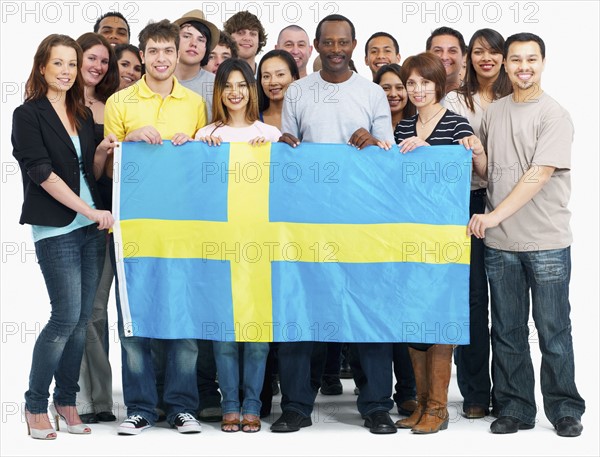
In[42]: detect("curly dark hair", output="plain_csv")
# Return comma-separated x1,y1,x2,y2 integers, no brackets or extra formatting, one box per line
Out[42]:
93,11,130,38
223,11,267,54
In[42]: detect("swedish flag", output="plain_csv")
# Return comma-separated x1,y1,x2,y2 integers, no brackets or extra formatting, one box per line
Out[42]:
113,142,471,344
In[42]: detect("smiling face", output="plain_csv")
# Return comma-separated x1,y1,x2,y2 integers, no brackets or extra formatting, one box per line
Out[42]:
117,49,142,89
378,71,407,116
42,45,78,98
222,70,249,113
315,20,357,77
365,36,400,75
231,28,259,60
98,16,129,46
81,44,109,88
178,24,207,66
504,40,544,93
471,37,503,82
405,70,437,108
429,34,464,83
260,56,294,102
276,29,312,75
141,38,177,83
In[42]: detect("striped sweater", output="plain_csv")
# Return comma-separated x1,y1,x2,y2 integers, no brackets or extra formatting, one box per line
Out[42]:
394,110,473,145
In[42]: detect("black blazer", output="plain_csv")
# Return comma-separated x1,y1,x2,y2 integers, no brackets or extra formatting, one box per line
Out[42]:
12,97,104,226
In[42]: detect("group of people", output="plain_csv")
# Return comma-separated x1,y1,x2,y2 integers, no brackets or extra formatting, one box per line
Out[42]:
13,7,585,441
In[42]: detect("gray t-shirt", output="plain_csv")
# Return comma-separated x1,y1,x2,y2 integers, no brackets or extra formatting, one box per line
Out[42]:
481,92,573,251
281,71,393,143
179,69,215,122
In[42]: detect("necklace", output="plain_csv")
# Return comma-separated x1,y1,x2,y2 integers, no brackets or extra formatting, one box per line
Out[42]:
86,98,97,106
418,106,445,127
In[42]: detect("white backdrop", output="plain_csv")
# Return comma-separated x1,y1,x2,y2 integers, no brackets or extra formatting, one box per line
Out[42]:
1,1,598,456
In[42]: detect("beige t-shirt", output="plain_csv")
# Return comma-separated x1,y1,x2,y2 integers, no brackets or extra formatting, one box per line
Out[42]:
443,91,487,191
480,92,573,251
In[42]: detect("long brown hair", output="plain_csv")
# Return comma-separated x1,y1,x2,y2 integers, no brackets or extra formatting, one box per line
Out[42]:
212,58,259,126
76,32,120,103
25,34,88,129
458,28,512,112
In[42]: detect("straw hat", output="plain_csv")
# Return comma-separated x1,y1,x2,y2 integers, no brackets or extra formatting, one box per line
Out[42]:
174,9,220,51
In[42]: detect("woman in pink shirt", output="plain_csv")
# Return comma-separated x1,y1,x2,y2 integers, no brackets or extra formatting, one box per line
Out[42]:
195,58,279,433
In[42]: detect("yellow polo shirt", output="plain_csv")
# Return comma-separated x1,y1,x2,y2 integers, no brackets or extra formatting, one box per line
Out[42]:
104,75,207,141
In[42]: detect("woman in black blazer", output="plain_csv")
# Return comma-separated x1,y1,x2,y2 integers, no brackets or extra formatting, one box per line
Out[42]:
12,34,116,440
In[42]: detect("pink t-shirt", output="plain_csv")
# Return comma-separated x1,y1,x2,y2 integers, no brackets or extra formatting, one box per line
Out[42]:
195,120,281,142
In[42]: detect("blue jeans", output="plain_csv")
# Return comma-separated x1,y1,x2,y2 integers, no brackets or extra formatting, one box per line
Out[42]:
197,339,221,410
278,342,325,417
25,225,105,413
454,189,491,411
485,246,585,425
213,342,269,416
155,339,221,412
111,236,199,425
351,343,394,417
392,343,416,405
278,342,393,417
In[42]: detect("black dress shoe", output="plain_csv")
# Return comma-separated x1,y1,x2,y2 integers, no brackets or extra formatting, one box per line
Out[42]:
320,375,343,395
271,377,280,396
340,362,353,379
554,416,583,437
364,411,397,434
95,411,117,422
80,413,99,424
490,416,534,434
463,405,489,419
156,408,167,423
270,410,312,432
198,407,223,422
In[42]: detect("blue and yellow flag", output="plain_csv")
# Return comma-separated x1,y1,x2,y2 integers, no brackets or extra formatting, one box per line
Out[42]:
113,142,471,344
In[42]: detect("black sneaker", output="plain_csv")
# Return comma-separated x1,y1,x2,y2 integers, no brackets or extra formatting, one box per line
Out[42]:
118,415,152,435
173,413,202,434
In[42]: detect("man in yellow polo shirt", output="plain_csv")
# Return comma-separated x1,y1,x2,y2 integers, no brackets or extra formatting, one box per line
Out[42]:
105,22,206,142
104,19,207,436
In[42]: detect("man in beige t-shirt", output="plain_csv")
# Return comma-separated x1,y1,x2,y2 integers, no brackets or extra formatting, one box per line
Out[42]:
468,33,585,438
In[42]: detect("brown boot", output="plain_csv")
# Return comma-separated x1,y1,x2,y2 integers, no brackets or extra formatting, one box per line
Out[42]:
412,344,453,434
395,348,427,429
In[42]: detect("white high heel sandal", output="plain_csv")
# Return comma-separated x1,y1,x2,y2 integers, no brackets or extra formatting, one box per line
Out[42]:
49,404,92,434
25,410,57,440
